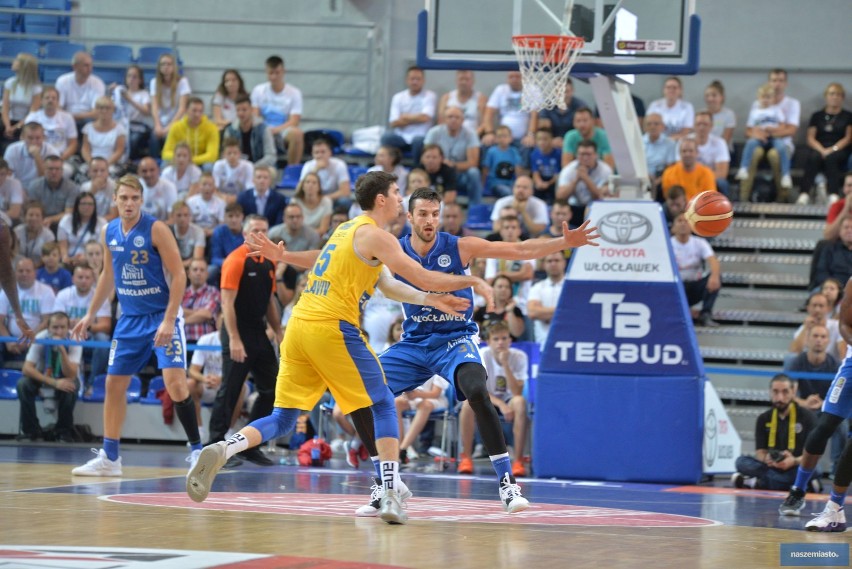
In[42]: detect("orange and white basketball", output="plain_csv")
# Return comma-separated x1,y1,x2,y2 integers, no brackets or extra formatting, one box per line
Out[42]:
684,191,733,237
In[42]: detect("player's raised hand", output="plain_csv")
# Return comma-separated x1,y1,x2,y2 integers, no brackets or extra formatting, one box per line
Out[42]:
427,292,471,318
562,219,600,248
70,314,92,341
472,277,495,312
245,231,287,263
14,314,34,345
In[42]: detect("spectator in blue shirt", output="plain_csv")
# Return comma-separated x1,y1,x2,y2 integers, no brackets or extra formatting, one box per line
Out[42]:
36,242,72,294
529,128,561,204
208,202,245,286
643,113,677,197
483,125,524,198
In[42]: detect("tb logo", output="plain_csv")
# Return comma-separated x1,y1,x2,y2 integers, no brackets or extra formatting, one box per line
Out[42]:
590,293,650,339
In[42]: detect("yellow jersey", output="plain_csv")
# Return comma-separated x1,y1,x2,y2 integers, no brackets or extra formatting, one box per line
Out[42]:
293,215,383,326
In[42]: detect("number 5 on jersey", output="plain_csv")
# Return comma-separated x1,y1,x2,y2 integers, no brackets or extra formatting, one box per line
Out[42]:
313,244,336,277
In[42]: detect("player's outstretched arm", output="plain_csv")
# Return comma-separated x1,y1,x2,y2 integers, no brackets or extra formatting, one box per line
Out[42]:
458,219,599,264
0,225,33,343
364,225,482,294
244,231,319,270
375,266,471,317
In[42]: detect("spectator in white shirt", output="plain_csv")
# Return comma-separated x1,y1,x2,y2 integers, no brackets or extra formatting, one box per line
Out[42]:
482,71,537,149
0,257,55,367
150,52,191,159
380,66,436,164
250,55,303,166
161,142,202,200
213,138,254,198
647,76,694,141
527,252,567,347
2,53,41,151
686,110,731,198
0,158,24,223
489,175,549,235
24,86,78,171
186,173,226,237
80,157,117,220
703,80,736,149
556,140,614,213
138,157,178,221
4,122,59,189
55,51,105,129
299,137,351,206
81,96,126,176
670,214,721,327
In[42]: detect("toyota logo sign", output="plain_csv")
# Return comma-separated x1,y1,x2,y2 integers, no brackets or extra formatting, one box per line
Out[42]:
597,211,653,245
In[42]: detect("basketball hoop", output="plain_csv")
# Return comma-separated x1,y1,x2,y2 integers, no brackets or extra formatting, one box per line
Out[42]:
511,34,585,112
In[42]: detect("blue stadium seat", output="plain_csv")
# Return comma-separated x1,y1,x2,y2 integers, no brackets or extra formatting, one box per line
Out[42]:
140,376,164,405
0,0,21,33
464,203,493,231
43,40,84,62
348,165,369,182
0,369,23,400
137,45,176,65
22,13,59,35
0,39,40,57
0,64,13,81
278,163,303,189
94,68,124,86
83,374,142,403
22,0,70,35
91,43,132,64
41,63,66,83
514,341,540,414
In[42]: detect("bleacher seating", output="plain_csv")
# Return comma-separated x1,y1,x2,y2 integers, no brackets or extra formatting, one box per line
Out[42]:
22,0,70,35
347,165,368,183
278,164,303,190
0,38,39,57
464,203,492,232
0,0,20,33
136,45,175,65
91,43,132,84
140,376,164,405
43,40,83,61
83,374,142,403
0,369,22,400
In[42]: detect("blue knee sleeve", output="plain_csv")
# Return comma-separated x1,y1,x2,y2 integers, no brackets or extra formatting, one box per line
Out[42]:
249,407,300,443
371,389,399,441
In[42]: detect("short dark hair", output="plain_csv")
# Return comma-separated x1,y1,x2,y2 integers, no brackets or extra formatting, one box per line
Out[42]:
770,373,794,389
355,171,397,211
667,185,686,200
234,94,251,106
421,143,444,158
577,139,597,152
406,65,424,76
408,187,441,213
225,202,244,215
266,55,284,69
574,107,594,118
222,137,240,149
769,68,787,79
187,96,204,108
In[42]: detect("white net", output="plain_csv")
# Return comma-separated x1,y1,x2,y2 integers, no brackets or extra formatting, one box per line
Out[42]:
512,35,584,112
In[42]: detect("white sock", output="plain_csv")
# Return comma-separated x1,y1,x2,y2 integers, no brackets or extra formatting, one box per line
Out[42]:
198,426,207,444
380,460,401,492
224,432,250,459
350,437,362,450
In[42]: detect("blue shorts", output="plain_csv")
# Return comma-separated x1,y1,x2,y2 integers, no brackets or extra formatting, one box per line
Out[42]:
379,333,482,401
108,312,187,376
823,357,852,419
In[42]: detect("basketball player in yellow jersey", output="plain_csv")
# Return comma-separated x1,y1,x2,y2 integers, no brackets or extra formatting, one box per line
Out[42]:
188,171,493,524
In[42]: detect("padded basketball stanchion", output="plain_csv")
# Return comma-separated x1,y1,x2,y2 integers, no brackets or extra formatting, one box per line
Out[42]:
532,201,705,484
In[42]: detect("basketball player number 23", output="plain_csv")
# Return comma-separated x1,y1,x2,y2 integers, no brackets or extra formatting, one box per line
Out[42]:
313,244,336,277
130,250,149,264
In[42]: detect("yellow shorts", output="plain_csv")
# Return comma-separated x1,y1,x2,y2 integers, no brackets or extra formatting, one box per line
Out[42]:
274,316,388,414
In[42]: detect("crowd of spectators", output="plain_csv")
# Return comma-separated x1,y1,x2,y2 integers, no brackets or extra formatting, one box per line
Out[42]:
0,46,849,469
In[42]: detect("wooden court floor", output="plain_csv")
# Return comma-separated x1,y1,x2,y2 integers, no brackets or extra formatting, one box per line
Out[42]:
0,442,849,569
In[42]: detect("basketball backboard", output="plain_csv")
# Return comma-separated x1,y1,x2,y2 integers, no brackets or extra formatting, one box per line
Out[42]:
417,0,699,75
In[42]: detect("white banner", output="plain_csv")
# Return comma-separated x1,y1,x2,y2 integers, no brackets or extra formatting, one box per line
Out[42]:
569,201,675,283
703,381,741,474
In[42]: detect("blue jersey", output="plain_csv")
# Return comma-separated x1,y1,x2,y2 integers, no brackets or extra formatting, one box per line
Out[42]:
106,213,170,316
397,232,477,341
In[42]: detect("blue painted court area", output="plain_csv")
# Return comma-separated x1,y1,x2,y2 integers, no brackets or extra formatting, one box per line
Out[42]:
0,442,831,532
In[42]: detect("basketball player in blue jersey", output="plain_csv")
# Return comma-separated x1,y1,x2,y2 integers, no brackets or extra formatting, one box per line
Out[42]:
70,174,203,477
779,277,852,531
242,186,598,514
0,220,34,344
